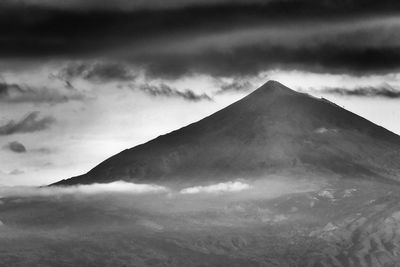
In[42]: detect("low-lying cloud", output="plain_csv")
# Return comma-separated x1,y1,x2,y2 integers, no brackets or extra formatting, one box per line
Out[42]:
0,181,252,198
180,181,251,194
0,178,324,227
0,111,55,135
0,181,168,198
0,178,317,199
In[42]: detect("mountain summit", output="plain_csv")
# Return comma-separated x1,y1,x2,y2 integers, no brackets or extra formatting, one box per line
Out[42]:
53,81,400,186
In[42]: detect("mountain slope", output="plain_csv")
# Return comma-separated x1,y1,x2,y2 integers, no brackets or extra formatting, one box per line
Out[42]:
53,81,400,186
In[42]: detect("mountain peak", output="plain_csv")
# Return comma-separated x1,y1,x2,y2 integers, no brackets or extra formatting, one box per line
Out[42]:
253,80,297,97
262,80,286,87
52,80,400,186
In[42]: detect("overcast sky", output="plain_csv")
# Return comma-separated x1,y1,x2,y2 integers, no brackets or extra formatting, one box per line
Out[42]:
1,0,400,185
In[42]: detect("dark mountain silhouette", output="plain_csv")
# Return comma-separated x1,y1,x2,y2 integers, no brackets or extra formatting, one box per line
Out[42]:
53,80,400,186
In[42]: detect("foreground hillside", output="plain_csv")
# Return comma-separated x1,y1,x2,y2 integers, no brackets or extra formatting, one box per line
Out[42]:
2,177,400,266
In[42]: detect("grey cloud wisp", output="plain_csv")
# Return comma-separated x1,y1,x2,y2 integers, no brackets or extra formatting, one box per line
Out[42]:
132,83,212,102
4,141,27,153
317,84,400,99
55,62,136,83
0,112,55,135
0,81,85,104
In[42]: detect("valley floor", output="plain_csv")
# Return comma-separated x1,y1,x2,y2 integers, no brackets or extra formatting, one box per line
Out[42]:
1,177,400,267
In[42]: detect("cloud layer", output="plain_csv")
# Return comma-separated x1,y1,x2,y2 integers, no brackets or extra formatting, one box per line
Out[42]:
0,181,251,198
0,1,399,78
2,0,400,12
0,181,168,198
180,181,251,194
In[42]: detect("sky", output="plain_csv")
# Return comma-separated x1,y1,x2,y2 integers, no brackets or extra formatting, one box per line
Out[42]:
0,0,400,186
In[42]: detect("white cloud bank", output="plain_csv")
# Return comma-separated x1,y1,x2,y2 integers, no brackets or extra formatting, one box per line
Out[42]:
0,180,253,199
0,178,321,202
180,181,251,194
0,181,168,198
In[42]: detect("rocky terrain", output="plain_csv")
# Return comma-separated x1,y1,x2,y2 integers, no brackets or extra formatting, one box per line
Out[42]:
2,177,400,266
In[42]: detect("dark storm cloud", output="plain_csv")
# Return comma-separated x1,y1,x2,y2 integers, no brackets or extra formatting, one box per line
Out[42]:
319,84,400,99
4,141,27,153
2,0,400,12
0,112,55,135
0,0,266,10
0,81,85,104
0,1,399,77
140,42,400,78
55,62,136,83
0,82,21,97
134,84,212,102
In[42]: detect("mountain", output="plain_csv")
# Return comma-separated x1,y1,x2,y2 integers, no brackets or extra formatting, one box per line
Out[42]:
8,81,400,267
53,80,400,186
